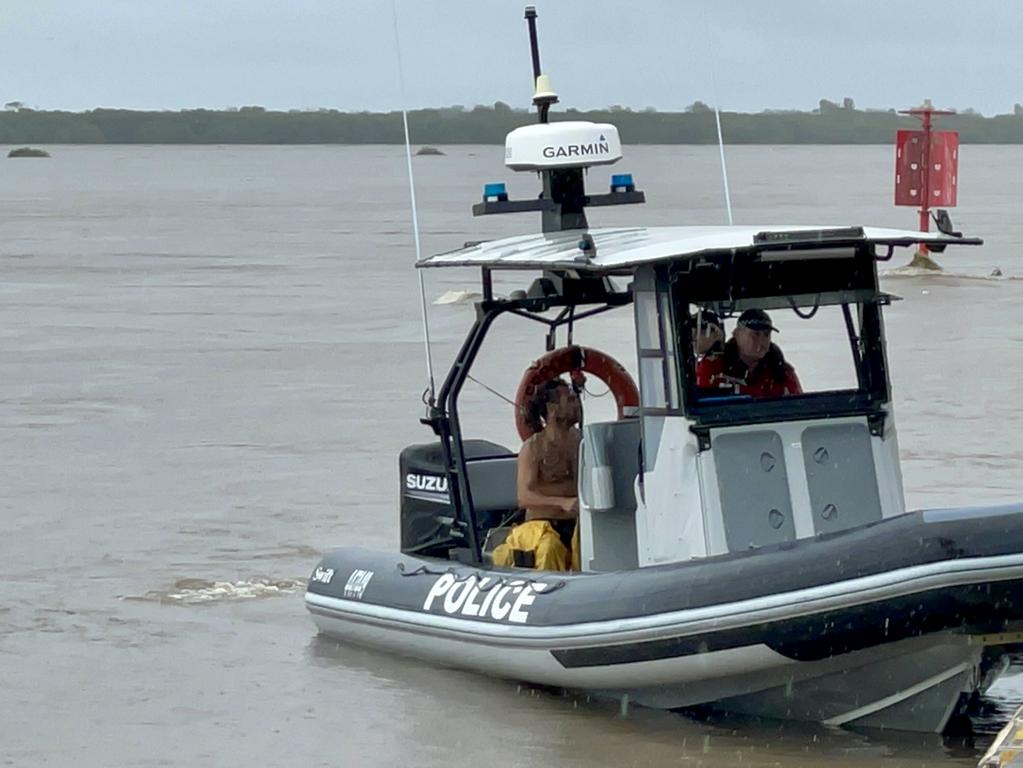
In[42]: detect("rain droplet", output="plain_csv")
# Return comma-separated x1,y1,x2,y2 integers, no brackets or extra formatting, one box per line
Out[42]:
813,447,829,464
760,452,776,472
769,509,785,529
822,503,838,520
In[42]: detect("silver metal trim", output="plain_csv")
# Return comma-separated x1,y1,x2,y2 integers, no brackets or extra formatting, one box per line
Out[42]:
821,661,973,726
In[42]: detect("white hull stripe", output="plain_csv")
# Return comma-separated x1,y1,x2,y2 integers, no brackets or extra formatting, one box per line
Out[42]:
306,552,1023,648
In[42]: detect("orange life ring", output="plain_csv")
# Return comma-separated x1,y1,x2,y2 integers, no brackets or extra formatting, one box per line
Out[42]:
514,345,640,440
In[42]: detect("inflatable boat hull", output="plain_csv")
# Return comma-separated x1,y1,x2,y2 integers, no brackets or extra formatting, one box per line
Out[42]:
306,504,1023,731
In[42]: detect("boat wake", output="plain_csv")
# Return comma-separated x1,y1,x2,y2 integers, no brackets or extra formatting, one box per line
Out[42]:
125,577,305,604
434,290,482,305
881,266,1020,281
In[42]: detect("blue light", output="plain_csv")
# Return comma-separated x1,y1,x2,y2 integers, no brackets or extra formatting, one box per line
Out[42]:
483,182,508,202
610,173,635,193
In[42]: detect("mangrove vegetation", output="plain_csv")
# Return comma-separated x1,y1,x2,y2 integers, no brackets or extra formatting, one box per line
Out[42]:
3,101,1023,145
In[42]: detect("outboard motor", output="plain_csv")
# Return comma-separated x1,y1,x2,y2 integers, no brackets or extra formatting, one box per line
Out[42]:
399,439,516,558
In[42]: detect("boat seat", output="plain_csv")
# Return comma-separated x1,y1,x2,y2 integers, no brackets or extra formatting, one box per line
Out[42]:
466,454,519,513
466,453,522,547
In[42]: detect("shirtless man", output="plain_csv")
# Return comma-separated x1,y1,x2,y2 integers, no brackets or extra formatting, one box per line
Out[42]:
517,378,581,523
498,378,581,570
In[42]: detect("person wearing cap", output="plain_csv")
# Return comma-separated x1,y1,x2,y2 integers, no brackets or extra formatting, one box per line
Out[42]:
692,308,725,359
696,309,803,398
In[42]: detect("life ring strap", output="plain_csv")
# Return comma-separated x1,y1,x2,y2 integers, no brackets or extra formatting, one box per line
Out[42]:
514,345,640,440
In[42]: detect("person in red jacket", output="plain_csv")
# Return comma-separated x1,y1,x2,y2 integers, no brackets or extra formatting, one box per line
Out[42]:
696,309,803,398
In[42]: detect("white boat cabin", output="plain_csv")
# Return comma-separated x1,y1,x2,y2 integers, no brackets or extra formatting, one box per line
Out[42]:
418,221,976,570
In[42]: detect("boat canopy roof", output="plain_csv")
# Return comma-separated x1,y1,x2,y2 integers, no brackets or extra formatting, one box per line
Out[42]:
418,225,981,273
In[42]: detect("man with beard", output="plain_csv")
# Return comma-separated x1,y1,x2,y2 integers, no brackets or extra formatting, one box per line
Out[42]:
492,378,581,571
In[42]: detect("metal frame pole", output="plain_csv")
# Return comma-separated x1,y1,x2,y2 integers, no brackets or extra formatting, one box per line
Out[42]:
919,109,932,234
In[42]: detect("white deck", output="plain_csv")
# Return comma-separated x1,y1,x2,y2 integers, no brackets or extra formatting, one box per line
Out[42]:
417,225,979,271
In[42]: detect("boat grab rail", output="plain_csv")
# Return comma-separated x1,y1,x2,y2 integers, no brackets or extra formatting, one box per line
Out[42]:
396,561,568,595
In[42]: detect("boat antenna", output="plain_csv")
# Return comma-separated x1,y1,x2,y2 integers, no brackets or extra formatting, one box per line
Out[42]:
713,103,734,225
390,0,436,406
700,4,734,225
525,7,542,85
524,6,556,124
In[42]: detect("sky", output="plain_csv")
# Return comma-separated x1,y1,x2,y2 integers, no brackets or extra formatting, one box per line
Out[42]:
3,0,1022,115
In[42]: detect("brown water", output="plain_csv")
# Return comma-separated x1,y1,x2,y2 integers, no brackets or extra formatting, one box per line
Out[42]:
2,144,1022,766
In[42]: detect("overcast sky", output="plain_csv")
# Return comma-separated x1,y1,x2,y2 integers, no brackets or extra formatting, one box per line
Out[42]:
3,0,1021,115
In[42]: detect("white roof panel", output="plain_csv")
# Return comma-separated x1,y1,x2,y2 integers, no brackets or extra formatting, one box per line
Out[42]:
417,225,980,271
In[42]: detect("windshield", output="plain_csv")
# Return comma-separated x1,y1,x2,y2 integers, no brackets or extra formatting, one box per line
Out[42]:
689,303,861,396
667,248,892,426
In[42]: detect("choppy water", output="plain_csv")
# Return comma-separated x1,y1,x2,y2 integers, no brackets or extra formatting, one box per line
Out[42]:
2,144,1022,766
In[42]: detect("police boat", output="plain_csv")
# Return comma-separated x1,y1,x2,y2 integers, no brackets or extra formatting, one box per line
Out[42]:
306,9,1023,733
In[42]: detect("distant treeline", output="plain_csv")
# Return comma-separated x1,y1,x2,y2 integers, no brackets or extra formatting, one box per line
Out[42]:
4,100,1023,144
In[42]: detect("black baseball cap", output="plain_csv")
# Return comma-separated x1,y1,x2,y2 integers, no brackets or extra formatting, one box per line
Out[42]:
737,309,779,333
696,308,723,330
